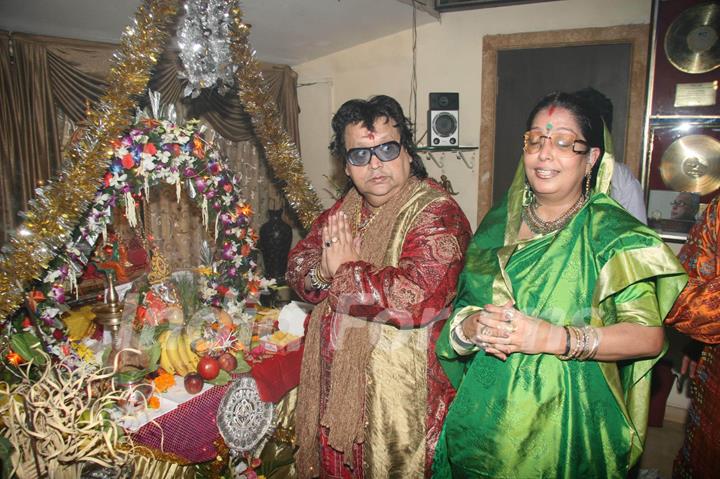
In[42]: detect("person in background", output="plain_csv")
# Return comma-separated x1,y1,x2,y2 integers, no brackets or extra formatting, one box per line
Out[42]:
664,196,720,478
670,191,700,222
574,87,647,224
287,95,472,478
433,91,687,478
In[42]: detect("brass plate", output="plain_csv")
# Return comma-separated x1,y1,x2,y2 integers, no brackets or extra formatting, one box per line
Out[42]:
664,2,720,74
660,134,720,195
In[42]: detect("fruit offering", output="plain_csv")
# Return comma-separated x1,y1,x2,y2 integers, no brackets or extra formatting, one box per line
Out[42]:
158,328,200,376
218,352,237,372
197,356,220,381
184,373,204,394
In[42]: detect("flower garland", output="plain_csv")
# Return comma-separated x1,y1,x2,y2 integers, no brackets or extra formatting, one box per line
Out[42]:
8,118,261,361
0,0,179,321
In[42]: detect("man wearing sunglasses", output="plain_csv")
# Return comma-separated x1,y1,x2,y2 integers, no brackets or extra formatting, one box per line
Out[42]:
288,95,471,478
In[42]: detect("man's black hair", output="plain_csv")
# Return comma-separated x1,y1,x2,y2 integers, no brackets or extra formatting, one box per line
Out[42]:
329,95,427,179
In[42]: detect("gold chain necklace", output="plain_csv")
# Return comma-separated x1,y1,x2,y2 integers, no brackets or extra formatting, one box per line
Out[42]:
356,202,381,235
522,194,587,235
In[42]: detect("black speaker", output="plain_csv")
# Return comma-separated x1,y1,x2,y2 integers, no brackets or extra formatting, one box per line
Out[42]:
428,92,459,146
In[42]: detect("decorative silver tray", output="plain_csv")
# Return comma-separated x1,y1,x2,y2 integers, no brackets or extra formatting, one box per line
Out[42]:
217,375,275,453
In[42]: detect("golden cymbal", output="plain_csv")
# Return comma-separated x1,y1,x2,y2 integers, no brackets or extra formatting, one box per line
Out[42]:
660,134,720,195
664,2,720,74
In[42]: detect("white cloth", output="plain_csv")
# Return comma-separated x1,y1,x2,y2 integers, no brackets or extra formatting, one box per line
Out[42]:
610,162,647,224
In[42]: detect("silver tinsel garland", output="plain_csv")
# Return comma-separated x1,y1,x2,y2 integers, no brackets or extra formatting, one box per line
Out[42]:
177,0,238,98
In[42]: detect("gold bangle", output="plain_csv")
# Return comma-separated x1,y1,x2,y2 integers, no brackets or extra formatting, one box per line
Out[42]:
309,266,331,290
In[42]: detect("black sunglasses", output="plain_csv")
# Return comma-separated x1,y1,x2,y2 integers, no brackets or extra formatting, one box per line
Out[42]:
346,141,402,166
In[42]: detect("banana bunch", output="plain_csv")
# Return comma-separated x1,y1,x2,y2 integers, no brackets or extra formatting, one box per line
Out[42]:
159,328,200,376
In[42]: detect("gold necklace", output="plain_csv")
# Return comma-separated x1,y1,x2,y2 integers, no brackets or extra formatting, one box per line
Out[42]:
522,194,587,235
356,202,381,234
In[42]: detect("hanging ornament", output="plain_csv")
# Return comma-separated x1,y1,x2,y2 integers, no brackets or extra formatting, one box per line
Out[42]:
177,0,238,98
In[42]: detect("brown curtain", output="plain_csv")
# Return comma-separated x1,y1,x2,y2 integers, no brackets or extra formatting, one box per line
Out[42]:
0,32,62,243
0,30,301,244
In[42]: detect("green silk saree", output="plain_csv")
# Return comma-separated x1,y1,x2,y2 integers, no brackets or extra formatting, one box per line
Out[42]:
433,153,687,478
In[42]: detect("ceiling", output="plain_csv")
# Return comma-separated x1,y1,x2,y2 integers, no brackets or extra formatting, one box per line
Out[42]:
0,0,440,65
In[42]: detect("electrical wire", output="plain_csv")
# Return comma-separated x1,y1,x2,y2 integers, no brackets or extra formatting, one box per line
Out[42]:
409,0,418,142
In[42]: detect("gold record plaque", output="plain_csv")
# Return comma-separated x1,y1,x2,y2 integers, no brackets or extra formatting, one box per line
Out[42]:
660,134,720,195
664,2,720,74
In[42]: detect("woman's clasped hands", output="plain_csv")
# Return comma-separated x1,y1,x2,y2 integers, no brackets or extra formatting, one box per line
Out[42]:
461,301,561,360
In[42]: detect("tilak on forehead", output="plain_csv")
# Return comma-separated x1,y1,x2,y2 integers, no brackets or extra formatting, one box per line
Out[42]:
546,104,556,130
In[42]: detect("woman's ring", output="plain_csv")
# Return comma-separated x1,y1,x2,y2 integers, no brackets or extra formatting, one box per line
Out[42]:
480,326,492,337
324,241,332,248
331,236,339,243
503,309,515,321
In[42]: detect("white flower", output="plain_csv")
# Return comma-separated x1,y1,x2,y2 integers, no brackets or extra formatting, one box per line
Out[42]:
44,269,62,284
109,173,127,188
259,277,277,289
201,287,216,301
140,153,157,171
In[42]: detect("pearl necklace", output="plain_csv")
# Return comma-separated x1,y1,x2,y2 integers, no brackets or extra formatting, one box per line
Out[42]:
522,194,587,235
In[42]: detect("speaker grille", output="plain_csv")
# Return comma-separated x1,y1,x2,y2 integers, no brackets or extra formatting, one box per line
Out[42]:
432,113,458,137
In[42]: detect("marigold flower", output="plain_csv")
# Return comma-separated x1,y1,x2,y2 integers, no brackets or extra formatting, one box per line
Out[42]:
148,395,161,409
153,371,175,393
6,351,23,366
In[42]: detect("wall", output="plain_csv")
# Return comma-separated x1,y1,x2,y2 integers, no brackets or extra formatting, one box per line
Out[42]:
295,0,653,229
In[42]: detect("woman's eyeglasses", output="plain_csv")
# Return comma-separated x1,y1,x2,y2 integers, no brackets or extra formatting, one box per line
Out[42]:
523,131,589,156
346,141,402,166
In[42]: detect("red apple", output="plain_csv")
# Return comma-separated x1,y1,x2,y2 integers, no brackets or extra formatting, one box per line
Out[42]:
218,352,238,372
184,373,204,394
197,356,220,381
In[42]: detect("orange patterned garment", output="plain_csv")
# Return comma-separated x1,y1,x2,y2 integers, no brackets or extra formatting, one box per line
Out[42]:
665,196,720,478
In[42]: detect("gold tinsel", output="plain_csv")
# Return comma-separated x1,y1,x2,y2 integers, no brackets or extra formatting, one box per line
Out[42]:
228,5,324,230
0,0,181,320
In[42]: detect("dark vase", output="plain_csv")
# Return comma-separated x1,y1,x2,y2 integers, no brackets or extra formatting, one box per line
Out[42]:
259,208,293,282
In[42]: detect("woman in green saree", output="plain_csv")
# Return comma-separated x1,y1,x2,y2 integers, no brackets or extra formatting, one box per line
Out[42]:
433,92,688,478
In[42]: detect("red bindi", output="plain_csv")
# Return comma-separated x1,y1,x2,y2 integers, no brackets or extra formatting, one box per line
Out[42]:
548,105,556,116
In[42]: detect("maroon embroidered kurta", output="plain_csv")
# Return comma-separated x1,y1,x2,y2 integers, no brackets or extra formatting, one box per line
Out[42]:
287,179,471,478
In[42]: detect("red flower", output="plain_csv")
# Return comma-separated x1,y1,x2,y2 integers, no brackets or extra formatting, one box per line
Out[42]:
52,329,64,341
223,184,233,193
121,153,134,169
247,280,260,295
217,285,229,296
241,244,251,256
6,351,23,366
143,143,157,155
103,172,113,187
22,317,32,328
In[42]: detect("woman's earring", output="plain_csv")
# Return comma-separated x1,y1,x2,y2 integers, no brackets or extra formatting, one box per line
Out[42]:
522,178,535,207
584,172,592,197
